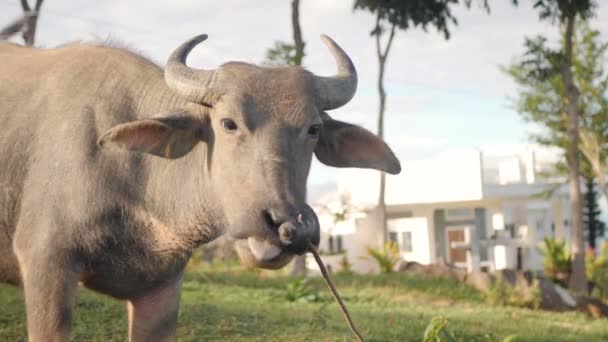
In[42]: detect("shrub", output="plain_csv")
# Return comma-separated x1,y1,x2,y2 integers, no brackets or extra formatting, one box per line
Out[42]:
538,237,571,286
285,278,320,303
366,241,401,273
423,316,456,342
586,242,608,301
486,276,541,309
338,255,353,275
423,316,518,342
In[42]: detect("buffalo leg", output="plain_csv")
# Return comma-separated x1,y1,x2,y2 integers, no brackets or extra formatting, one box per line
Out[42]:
18,256,77,342
127,274,183,342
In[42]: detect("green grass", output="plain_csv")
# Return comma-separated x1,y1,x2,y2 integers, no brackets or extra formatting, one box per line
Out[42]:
1,264,607,341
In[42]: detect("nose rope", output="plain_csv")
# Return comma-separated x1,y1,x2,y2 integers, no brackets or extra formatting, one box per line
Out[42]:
308,243,365,342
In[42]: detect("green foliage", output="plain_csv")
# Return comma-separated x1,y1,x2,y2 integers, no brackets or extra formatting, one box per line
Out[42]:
423,316,457,342
513,0,596,23
366,241,401,273
264,41,304,66
263,0,305,67
584,177,606,249
504,24,608,256
285,278,320,303
538,237,572,286
486,278,511,307
338,255,353,275
486,276,541,310
503,24,608,159
586,242,608,301
423,316,520,342
353,0,489,39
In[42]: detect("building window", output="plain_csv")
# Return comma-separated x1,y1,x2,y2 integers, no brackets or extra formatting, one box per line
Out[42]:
535,217,544,232
328,235,343,254
389,231,413,253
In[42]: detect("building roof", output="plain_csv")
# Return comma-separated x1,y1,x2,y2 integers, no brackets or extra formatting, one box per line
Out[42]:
322,147,565,207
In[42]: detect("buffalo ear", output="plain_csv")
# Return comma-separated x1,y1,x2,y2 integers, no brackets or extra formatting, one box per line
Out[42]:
98,113,206,159
314,114,401,174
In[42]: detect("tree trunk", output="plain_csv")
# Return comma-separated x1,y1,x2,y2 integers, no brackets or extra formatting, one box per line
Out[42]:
374,17,396,245
291,0,304,66
1,0,43,46
377,54,387,244
289,0,307,277
562,12,586,294
22,11,39,46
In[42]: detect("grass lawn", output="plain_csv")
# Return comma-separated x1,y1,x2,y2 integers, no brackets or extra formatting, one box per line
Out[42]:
0,263,606,341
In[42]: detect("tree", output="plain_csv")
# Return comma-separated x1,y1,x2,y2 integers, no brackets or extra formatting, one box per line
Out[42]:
505,23,608,265
504,0,599,291
264,0,305,67
575,28,608,206
0,0,44,46
578,43,608,251
535,0,595,294
584,175,606,251
353,0,488,244
263,0,307,277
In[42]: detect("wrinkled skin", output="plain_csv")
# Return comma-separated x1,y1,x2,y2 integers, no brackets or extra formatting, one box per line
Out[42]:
0,35,400,341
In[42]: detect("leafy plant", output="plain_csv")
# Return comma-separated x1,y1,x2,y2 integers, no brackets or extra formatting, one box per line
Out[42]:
423,316,456,342
486,278,511,307
423,316,519,342
366,241,401,273
285,278,320,303
338,255,353,275
486,276,541,310
538,237,572,286
586,242,608,300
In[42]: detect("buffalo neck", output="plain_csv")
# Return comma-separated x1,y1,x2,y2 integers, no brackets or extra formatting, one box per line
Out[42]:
128,71,221,249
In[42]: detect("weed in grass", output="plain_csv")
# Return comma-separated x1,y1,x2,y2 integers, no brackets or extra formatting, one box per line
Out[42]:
423,316,457,342
338,255,353,275
486,276,541,310
285,278,321,303
365,241,401,273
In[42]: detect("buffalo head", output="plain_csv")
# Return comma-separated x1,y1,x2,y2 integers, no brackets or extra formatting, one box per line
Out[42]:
99,34,400,269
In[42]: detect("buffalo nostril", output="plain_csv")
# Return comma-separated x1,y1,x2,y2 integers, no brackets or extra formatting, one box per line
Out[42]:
278,221,296,245
262,210,275,228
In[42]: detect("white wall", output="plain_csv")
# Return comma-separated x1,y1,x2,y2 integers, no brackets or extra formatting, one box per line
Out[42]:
338,150,484,206
314,210,434,273
388,217,432,265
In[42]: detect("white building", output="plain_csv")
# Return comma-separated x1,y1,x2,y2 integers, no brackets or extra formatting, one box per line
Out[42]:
309,147,574,274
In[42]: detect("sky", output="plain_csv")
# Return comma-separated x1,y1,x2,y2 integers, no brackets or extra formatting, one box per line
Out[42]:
2,0,607,188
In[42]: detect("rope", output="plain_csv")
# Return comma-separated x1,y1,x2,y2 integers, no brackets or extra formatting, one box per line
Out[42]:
308,243,364,342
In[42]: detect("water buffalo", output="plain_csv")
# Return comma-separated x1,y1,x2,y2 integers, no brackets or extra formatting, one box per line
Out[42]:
0,34,400,341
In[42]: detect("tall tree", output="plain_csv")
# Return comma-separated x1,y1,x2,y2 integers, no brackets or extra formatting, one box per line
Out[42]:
264,0,305,67
353,0,488,244
0,0,44,46
504,9,600,292
575,28,608,202
577,27,608,253
525,0,597,293
263,0,307,276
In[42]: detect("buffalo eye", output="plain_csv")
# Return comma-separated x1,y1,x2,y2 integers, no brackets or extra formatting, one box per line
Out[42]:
307,124,322,137
221,118,238,133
